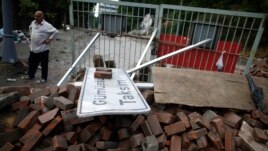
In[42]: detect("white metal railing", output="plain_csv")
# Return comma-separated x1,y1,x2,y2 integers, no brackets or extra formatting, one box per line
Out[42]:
69,0,265,82
57,32,100,86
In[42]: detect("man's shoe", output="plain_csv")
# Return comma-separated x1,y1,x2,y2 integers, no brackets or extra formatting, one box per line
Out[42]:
36,78,47,84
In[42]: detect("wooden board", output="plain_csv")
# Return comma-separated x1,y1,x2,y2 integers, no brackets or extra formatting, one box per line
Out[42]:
152,67,268,111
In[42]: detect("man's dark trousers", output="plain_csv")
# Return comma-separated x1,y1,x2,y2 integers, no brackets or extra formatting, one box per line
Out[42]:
28,50,49,80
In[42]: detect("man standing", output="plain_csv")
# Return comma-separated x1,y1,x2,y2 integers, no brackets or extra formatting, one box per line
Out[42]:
26,10,58,83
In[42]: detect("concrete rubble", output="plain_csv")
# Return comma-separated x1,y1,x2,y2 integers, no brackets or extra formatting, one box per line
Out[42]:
0,83,268,151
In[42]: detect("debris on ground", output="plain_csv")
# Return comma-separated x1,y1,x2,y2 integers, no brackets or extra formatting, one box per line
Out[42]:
0,84,268,150
250,58,268,78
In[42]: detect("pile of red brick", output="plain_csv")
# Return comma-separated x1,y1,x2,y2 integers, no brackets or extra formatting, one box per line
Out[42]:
0,85,268,151
250,58,268,78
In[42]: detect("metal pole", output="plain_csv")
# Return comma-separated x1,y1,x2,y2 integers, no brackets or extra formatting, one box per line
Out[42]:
130,28,157,80
127,39,211,74
1,0,17,63
57,32,100,86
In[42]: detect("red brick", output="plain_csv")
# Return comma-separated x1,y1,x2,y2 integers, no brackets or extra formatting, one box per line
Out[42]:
52,135,68,151
58,86,68,98
163,106,178,115
156,134,167,148
20,131,43,151
181,134,190,149
20,123,42,144
156,112,175,124
0,142,15,151
211,117,226,139
28,104,41,112
96,141,118,149
196,136,208,149
176,112,191,129
68,87,80,102
61,108,94,126
193,116,211,130
14,108,29,127
41,146,54,151
188,112,202,120
186,143,198,151
187,128,207,140
40,137,53,148
12,100,29,111
94,71,112,79
253,127,268,143
142,90,154,104
0,128,22,146
225,130,235,151
79,127,93,143
117,128,130,140
63,131,76,144
170,135,181,151
251,110,261,119
207,131,224,150
86,121,104,133
141,135,159,151
115,117,132,128
130,133,145,148
38,107,59,124
243,115,265,129
67,144,81,151
18,110,39,132
175,108,191,116
117,139,131,148
53,96,74,110
259,112,268,125
224,112,242,128
189,120,201,130
100,127,112,141
141,121,153,136
202,110,218,122
42,116,62,136
98,115,109,124
164,121,186,136
88,133,102,146
147,114,163,136
130,115,145,133
83,144,97,151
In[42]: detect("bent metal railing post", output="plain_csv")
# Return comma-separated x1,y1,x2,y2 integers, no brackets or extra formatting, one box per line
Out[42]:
130,28,158,80
57,32,100,86
127,39,211,74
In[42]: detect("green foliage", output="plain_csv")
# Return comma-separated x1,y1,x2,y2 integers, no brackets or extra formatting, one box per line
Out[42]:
18,0,38,17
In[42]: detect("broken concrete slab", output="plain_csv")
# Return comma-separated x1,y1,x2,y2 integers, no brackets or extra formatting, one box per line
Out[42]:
153,67,268,111
238,121,268,151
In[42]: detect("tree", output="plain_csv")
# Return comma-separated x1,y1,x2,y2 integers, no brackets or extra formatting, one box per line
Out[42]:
18,0,38,29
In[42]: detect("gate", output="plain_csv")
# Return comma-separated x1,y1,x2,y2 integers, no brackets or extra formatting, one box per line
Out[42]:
68,0,265,83
157,5,265,74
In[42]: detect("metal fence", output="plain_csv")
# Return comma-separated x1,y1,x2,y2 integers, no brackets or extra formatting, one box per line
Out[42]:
66,0,265,84
158,5,265,74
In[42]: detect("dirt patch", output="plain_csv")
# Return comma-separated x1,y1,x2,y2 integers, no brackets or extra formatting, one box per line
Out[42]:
0,30,72,88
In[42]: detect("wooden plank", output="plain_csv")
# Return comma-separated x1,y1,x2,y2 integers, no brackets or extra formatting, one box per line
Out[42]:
152,67,268,111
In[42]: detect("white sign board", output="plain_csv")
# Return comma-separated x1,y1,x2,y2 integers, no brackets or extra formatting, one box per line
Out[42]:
77,68,151,117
